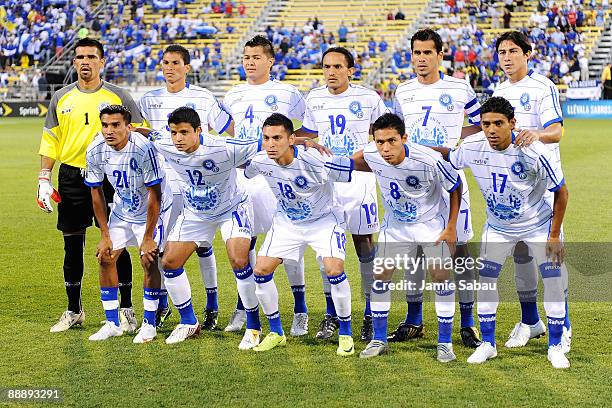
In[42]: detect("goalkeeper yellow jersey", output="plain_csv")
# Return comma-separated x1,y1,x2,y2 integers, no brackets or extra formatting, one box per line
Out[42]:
39,81,144,169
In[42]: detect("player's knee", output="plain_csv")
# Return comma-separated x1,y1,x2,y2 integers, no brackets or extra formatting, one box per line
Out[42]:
253,264,272,277
139,254,158,271
373,268,393,282
430,267,451,283
99,254,116,268
228,253,249,270
161,256,181,271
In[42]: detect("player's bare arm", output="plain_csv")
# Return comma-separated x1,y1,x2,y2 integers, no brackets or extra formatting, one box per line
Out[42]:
460,124,482,139
430,146,452,161
294,127,318,139
350,150,372,172
514,122,563,147
547,183,569,265
436,181,461,256
140,183,162,264
91,185,112,262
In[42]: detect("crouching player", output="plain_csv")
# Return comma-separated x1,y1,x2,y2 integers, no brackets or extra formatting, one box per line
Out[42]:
438,97,570,368
352,113,462,361
245,113,356,356
85,105,172,342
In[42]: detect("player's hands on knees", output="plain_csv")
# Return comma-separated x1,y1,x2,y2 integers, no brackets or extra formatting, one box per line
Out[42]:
546,236,565,266
435,227,457,256
37,169,61,213
303,139,332,156
514,128,540,147
96,237,114,264
140,236,159,264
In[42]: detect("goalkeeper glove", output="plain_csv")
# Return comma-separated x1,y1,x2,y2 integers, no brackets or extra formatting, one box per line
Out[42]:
37,169,61,213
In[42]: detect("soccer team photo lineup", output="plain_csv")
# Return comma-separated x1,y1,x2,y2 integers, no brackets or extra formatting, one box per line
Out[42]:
2,0,612,404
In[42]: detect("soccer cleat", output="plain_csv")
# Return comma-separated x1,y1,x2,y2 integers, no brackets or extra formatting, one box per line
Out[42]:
467,341,497,364
290,313,309,336
561,326,572,354
253,332,286,352
504,320,546,348
315,314,339,340
238,329,261,350
224,309,246,332
337,335,355,356
201,309,218,331
50,310,85,333
359,340,389,359
360,315,373,342
88,321,123,341
548,344,570,369
387,322,424,342
133,323,157,344
119,307,138,333
165,322,201,344
460,326,482,348
155,306,172,329
437,343,457,363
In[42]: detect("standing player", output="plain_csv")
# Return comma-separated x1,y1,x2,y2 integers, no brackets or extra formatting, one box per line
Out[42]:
149,107,261,347
351,113,462,361
493,31,571,351
439,97,569,369
223,35,310,336
85,105,172,343
392,29,481,347
245,113,355,356
138,44,233,331
38,38,141,333
296,46,388,342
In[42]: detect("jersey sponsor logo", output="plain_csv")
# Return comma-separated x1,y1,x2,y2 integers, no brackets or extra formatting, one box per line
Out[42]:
472,158,489,165
439,94,454,111
146,102,163,109
310,103,325,111
349,101,364,118
294,176,309,189
520,93,532,111
185,185,219,211
265,95,278,111
405,175,422,189
279,199,312,221
202,159,219,173
510,161,527,179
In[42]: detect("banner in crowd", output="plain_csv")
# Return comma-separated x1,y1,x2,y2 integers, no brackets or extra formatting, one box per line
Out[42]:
566,80,601,100
561,100,612,118
0,102,49,117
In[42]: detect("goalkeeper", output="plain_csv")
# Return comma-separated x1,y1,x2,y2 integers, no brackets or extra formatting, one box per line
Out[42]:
38,38,144,333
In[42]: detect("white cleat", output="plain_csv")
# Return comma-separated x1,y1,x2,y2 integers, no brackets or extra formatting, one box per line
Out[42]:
561,326,572,354
467,342,497,364
224,309,246,332
504,320,546,348
290,313,309,336
88,321,123,341
165,322,200,344
50,310,85,333
437,343,457,363
133,323,157,344
119,307,138,333
238,329,261,350
548,344,570,369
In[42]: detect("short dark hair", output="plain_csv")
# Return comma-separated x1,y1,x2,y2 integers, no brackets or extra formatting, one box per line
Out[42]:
495,31,532,54
99,104,131,124
411,29,443,53
75,38,104,58
244,35,274,58
163,44,191,64
168,106,201,130
322,47,355,68
372,113,406,137
480,96,515,121
263,113,294,135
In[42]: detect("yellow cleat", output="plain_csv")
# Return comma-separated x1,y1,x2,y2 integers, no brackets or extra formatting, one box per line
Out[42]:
253,332,287,352
337,335,355,356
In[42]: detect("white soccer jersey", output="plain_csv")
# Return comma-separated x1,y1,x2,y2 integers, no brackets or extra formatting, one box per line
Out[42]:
244,146,353,224
302,84,388,156
363,141,460,224
449,132,565,233
152,133,261,220
393,73,481,148
85,132,172,223
224,80,306,140
493,70,563,162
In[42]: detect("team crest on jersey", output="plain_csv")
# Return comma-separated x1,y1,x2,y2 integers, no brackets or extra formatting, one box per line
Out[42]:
388,199,418,223
294,176,309,189
439,94,454,111
487,192,522,221
129,158,143,175
405,175,422,189
324,132,357,156
407,119,449,147
185,185,218,211
98,102,111,112
511,161,527,179
520,93,531,111
349,101,364,118
280,199,312,221
265,95,278,111
203,159,219,173
117,191,143,213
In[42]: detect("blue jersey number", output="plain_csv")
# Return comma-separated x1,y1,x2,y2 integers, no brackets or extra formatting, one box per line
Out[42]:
389,181,401,200
112,170,129,188
334,231,346,250
328,114,346,134
277,182,296,199
460,209,469,231
245,104,254,125
491,173,508,194
186,169,206,186
361,203,377,225
421,106,432,126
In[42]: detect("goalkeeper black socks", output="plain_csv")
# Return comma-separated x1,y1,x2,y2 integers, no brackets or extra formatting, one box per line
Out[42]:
63,234,85,313
117,249,133,308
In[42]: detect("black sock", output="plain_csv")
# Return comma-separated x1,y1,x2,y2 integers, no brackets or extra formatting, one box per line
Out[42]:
63,234,85,313
117,250,133,308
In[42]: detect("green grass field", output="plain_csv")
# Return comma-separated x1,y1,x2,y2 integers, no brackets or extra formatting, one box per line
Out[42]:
0,118,611,407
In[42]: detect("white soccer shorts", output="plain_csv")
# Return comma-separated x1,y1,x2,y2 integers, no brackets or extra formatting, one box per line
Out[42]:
258,213,347,263
167,199,254,247
236,170,276,235
108,207,171,252
335,171,380,235
441,169,474,243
